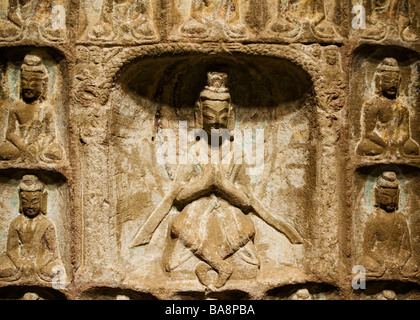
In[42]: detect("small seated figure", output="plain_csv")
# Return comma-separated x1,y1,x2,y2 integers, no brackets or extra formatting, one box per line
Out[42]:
267,0,339,39
290,288,312,300
0,0,65,40
362,171,417,277
375,290,397,300
20,292,43,300
180,0,248,39
356,58,419,157
88,0,156,41
0,53,64,163
360,0,418,41
0,175,64,282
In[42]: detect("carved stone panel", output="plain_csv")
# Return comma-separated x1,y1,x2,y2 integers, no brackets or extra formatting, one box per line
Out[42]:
0,0,419,302
78,0,159,43
0,49,68,169
0,0,68,42
350,47,420,165
350,0,419,42
352,167,420,283
108,51,325,296
0,172,70,289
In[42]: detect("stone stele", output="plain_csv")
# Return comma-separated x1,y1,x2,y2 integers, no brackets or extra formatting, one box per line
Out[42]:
0,0,419,301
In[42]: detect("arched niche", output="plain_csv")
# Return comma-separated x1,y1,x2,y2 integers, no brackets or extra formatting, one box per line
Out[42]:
349,45,420,166
352,164,420,283
0,169,71,288
110,53,318,289
0,46,70,169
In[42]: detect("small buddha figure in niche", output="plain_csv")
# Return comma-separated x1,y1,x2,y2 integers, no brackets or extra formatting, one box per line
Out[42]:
362,171,417,277
180,0,248,39
88,0,156,41
131,72,303,289
20,292,43,300
290,288,312,300
0,175,65,282
0,53,64,163
356,58,419,158
375,290,397,300
359,0,418,41
267,0,339,39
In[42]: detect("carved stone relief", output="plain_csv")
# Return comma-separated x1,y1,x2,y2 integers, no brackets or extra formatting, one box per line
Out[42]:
351,0,419,42
79,0,158,43
0,173,70,288
0,0,67,42
107,50,327,296
353,167,420,284
351,48,420,164
172,0,249,40
264,0,343,41
0,0,418,301
0,52,66,164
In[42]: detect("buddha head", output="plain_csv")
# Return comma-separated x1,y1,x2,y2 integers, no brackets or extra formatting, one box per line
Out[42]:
374,171,400,213
374,58,401,99
194,72,234,142
20,53,48,102
18,175,48,218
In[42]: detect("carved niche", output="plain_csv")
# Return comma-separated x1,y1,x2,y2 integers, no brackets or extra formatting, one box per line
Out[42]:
0,173,70,287
353,167,420,283
351,48,420,163
107,51,323,295
0,50,67,166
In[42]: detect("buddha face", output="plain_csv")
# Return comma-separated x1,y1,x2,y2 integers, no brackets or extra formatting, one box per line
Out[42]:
20,191,43,218
376,188,399,212
21,74,44,102
202,99,230,137
378,70,400,99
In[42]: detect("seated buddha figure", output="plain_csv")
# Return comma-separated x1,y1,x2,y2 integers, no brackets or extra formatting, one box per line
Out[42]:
180,0,248,39
362,171,417,277
0,53,64,163
0,175,65,283
356,58,419,158
88,0,156,41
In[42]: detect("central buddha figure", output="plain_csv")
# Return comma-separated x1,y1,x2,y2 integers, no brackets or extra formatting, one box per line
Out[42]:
131,72,303,289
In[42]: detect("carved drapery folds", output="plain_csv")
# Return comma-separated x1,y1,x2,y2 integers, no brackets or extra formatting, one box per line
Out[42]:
351,0,418,42
0,0,67,42
79,0,158,43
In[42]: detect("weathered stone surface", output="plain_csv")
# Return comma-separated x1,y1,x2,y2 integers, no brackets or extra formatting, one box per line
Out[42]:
0,0,418,300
